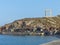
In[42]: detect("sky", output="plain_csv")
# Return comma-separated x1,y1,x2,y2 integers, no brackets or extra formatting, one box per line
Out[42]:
0,0,60,26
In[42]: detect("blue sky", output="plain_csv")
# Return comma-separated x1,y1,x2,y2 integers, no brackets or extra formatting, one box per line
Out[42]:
0,0,60,26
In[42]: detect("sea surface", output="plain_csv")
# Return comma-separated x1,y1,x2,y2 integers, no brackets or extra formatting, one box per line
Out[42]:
0,35,59,45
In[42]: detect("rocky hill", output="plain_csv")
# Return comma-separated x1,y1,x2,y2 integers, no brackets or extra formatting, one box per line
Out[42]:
0,15,60,31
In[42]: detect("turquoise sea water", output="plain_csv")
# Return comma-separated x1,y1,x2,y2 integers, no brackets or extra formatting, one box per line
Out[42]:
0,35,59,45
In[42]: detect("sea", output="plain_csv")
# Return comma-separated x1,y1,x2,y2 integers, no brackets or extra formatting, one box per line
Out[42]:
0,35,59,45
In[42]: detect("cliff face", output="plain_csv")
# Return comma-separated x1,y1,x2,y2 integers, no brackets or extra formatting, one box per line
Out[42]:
0,15,60,31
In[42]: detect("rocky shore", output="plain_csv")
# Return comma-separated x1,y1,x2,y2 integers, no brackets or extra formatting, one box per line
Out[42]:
41,40,60,45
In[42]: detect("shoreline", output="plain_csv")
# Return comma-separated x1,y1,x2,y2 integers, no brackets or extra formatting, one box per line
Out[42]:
0,32,59,36
1,32,45,36
41,40,60,45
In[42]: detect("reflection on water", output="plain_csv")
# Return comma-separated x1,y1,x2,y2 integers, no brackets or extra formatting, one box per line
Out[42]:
55,35,60,39
0,35,59,45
